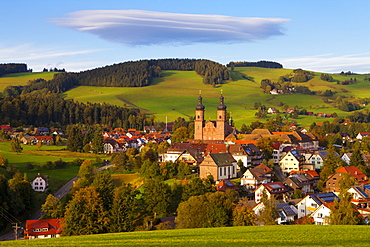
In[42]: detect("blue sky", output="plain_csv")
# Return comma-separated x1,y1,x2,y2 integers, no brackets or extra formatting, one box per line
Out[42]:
1,0,370,73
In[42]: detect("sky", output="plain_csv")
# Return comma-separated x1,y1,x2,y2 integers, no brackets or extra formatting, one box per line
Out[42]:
1,0,370,73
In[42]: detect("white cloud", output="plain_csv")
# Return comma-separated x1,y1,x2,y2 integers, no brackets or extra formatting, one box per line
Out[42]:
280,53,370,73
0,43,102,71
51,10,290,46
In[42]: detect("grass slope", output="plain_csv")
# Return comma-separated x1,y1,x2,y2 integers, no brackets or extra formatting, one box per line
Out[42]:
0,142,105,192
0,72,58,92
3,69,370,128
2,225,368,246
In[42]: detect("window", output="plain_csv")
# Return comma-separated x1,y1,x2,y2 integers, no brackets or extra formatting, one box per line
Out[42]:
220,168,222,176
35,182,39,185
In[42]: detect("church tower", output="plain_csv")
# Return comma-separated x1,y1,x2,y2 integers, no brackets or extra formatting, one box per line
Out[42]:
194,92,205,140
215,92,228,140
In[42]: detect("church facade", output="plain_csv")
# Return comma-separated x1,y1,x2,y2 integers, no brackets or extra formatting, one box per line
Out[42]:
194,93,233,141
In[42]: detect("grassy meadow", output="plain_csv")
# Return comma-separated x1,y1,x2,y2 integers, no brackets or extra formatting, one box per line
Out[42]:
0,72,57,92
1,225,368,246
0,142,106,192
2,68,370,128
64,68,370,128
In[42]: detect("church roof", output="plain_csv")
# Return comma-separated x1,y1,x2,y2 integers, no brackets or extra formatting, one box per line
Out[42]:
209,153,236,166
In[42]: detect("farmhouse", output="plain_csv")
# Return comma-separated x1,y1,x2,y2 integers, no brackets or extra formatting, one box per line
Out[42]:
24,218,63,239
31,173,49,192
325,166,368,193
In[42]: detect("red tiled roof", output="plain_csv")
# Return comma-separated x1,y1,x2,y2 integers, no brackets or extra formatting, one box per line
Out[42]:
25,218,64,237
336,166,368,183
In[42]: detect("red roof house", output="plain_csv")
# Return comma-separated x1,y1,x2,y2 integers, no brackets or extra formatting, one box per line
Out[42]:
24,218,64,239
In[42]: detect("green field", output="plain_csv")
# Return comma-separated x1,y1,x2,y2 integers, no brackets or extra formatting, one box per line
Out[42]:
64,68,370,127
2,69,370,128
0,142,106,192
0,72,58,92
1,225,368,246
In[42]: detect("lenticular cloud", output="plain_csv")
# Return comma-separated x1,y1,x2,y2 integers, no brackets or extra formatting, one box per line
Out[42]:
52,10,289,46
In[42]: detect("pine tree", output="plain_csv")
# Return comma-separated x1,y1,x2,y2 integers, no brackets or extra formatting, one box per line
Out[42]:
109,183,137,233
91,170,115,211
142,179,171,218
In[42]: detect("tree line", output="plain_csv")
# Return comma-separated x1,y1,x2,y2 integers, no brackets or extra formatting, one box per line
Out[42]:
227,61,283,69
0,91,146,128
0,63,29,77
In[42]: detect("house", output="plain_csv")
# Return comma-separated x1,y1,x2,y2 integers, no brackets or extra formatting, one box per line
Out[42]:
307,150,339,170
33,127,50,135
163,143,207,165
279,150,306,174
24,218,63,239
296,192,339,219
199,153,237,181
356,132,370,140
283,173,313,195
267,107,277,114
216,180,239,192
103,138,125,154
286,108,295,113
241,163,274,190
311,203,332,225
35,136,54,145
325,166,369,193
20,136,37,145
31,173,49,192
228,143,262,167
254,182,292,203
276,202,298,224
253,201,298,225
348,185,370,209
342,153,370,165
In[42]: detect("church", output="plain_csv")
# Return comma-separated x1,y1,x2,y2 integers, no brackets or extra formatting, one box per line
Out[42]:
194,93,233,141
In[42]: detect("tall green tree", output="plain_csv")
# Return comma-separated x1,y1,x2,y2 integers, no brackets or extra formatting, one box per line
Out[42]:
66,125,83,152
41,194,64,219
63,186,109,235
91,170,115,211
75,159,96,188
329,174,360,225
10,138,22,153
171,126,190,143
91,129,103,154
109,183,137,233
259,195,278,225
142,179,171,218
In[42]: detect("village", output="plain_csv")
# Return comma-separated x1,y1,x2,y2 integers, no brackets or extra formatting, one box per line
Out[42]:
12,94,369,240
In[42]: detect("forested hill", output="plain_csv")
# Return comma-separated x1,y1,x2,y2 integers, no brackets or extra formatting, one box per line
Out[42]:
3,59,230,96
0,63,29,77
227,61,283,69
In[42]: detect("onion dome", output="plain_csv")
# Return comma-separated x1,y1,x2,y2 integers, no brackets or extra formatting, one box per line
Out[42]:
217,95,227,110
196,95,205,110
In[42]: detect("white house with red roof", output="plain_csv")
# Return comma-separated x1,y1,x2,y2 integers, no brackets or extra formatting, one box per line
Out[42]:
356,132,370,140
24,218,63,239
31,173,49,192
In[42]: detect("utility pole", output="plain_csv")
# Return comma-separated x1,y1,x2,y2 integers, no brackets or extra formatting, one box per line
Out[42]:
0,206,22,240
12,222,22,240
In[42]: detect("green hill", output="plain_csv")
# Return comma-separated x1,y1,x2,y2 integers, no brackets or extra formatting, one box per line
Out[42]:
2,67,370,128
0,72,58,92
64,68,370,127
1,225,368,246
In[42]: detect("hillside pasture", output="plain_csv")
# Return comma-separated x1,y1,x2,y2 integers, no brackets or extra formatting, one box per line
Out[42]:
61,68,370,127
0,72,58,92
0,142,105,192
1,225,368,246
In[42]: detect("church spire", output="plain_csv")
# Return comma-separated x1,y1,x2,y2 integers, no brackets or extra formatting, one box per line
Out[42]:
217,90,226,110
196,90,205,110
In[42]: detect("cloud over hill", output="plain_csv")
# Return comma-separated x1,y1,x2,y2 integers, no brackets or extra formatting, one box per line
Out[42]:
52,10,289,46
